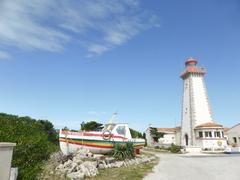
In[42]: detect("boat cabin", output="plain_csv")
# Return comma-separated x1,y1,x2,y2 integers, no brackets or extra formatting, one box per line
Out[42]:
103,123,132,139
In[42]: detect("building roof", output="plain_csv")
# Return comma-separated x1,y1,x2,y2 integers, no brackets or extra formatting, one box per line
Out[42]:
225,123,240,132
195,122,223,129
157,128,179,133
224,128,230,133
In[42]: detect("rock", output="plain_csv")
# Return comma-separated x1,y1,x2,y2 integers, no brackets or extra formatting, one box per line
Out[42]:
67,172,85,180
64,159,73,168
98,164,105,169
93,154,105,160
81,161,98,177
97,160,107,169
105,157,116,164
68,162,78,173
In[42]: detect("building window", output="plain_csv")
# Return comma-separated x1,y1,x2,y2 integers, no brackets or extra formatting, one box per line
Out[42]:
222,132,224,138
205,131,212,138
214,131,221,138
198,131,203,138
233,137,237,143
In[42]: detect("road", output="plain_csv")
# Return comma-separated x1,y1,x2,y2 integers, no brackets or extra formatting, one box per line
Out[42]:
144,153,240,180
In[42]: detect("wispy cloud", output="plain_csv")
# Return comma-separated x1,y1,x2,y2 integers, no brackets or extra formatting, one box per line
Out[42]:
0,51,11,60
0,0,158,57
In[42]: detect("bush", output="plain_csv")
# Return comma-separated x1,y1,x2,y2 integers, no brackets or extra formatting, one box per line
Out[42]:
169,144,181,153
112,141,135,160
130,128,143,138
0,113,58,179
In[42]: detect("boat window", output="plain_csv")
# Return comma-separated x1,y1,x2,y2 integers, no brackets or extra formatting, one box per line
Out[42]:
104,124,116,131
116,126,126,136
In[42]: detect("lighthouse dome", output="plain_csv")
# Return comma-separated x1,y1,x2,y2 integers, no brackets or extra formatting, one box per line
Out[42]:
185,57,198,66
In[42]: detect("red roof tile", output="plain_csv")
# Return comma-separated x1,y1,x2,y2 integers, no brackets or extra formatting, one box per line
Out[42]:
195,122,223,129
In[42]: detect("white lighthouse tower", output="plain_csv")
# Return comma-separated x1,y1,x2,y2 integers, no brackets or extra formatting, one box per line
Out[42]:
180,57,226,150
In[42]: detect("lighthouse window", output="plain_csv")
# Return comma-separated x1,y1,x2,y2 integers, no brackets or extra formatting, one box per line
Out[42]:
198,131,203,138
205,131,212,138
214,131,221,138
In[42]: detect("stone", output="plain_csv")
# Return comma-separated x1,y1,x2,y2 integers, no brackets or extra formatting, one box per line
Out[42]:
93,154,105,160
67,172,85,180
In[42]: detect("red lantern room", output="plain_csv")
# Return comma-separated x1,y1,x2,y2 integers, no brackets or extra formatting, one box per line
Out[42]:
185,57,198,66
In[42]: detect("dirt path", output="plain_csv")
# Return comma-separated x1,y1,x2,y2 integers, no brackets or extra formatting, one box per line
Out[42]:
144,153,240,180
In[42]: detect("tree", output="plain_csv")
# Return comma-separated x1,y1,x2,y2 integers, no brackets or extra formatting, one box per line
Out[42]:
80,121,103,131
38,120,58,144
150,127,165,142
0,113,58,179
129,128,143,138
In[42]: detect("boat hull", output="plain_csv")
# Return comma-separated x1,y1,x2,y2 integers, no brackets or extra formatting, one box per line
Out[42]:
59,130,145,154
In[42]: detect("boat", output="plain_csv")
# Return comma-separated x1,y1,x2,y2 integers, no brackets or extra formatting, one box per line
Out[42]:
59,123,145,154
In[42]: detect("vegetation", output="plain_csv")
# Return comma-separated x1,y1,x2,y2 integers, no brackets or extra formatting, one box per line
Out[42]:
168,143,181,153
130,128,143,138
81,121,103,131
112,142,135,160
149,127,164,142
88,154,158,180
0,113,58,179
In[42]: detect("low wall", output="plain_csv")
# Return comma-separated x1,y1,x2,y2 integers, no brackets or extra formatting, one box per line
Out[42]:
0,142,16,180
185,146,202,153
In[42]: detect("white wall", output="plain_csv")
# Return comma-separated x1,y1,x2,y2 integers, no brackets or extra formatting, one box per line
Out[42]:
191,75,213,126
159,133,176,145
145,128,154,146
226,124,240,146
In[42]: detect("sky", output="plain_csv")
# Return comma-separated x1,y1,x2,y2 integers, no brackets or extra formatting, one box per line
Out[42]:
0,0,240,132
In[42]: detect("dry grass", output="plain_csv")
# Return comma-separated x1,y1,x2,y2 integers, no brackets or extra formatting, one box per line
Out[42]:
88,155,159,180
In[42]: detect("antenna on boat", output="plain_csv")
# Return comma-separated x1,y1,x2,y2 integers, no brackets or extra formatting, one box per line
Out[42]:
108,112,118,124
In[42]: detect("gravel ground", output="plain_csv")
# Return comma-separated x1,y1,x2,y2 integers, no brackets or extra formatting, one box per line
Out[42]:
144,153,240,180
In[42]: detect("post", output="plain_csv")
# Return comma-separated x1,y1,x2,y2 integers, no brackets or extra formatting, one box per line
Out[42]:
0,142,16,180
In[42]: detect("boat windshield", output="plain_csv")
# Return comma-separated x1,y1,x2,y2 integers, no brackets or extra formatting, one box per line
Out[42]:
103,124,116,131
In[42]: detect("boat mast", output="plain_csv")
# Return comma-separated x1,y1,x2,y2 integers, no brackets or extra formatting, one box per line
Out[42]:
108,112,118,124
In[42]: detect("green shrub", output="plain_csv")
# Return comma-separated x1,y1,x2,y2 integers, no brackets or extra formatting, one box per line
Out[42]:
112,141,135,160
130,128,143,138
169,143,181,153
0,113,58,179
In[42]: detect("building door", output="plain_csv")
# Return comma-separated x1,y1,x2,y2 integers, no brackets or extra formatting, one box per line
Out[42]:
185,134,189,146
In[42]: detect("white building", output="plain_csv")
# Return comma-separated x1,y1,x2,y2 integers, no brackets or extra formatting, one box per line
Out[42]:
145,127,180,147
225,123,240,147
180,57,227,151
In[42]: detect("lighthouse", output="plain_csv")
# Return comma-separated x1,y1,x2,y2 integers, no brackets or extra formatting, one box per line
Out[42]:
180,57,226,150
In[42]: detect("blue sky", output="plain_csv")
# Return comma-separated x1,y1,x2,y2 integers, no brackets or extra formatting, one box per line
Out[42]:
0,0,240,132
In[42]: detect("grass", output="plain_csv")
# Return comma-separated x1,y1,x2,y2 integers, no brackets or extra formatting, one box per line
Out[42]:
142,147,170,153
88,155,159,180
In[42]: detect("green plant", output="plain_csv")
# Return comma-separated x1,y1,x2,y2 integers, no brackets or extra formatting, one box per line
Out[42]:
129,128,143,138
80,121,103,131
0,113,58,179
169,143,181,153
149,127,165,142
112,141,135,160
